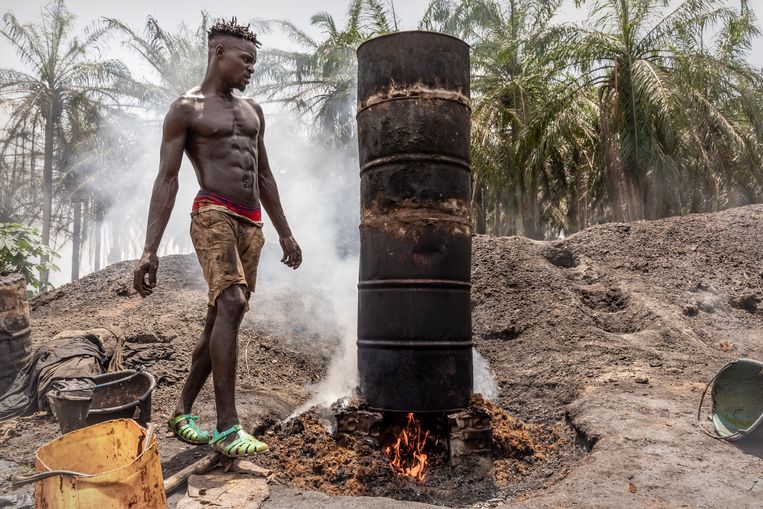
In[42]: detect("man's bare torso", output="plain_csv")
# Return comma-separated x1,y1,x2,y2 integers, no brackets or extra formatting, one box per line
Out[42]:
135,28,301,301
179,86,262,207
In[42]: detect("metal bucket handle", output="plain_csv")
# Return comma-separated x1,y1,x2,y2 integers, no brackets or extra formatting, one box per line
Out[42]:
87,370,156,416
696,359,745,441
55,370,142,393
11,469,92,487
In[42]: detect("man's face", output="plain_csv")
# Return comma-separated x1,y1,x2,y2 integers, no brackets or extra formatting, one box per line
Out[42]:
215,37,257,92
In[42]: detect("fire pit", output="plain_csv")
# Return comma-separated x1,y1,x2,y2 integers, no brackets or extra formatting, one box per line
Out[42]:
334,396,492,480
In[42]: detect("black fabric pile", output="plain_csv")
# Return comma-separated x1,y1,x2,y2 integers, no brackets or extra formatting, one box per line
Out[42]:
0,331,108,420
123,343,181,385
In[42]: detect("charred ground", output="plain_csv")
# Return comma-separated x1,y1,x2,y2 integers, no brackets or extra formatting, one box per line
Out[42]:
1,204,761,508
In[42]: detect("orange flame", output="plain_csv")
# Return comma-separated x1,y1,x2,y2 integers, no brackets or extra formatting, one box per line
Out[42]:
384,412,430,481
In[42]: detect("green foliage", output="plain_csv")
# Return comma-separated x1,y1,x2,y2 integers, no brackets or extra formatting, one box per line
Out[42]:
422,0,763,238
0,0,139,285
255,0,396,145
105,12,219,112
0,0,134,144
0,223,59,291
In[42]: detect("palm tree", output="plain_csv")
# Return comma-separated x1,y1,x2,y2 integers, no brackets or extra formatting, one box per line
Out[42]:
0,0,132,284
421,0,594,238
552,0,763,221
58,98,100,280
257,0,395,145
108,12,278,114
421,0,763,237
0,121,40,224
106,12,217,113
61,110,144,275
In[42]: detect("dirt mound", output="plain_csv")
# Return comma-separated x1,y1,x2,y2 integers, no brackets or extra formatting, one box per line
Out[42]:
471,204,763,508
1,204,761,508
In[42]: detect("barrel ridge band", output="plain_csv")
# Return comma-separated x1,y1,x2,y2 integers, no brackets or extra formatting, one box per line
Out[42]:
360,218,472,229
357,339,474,348
360,206,473,227
358,95,471,114
357,87,471,114
0,325,32,341
359,279,471,289
359,153,471,175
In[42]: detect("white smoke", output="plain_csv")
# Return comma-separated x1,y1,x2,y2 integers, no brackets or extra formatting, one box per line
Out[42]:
249,113,361,416
51,99,500,416
473,348,500,401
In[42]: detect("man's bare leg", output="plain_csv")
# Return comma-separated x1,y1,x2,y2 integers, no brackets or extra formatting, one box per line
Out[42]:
209,284,248,431
174,306,216,416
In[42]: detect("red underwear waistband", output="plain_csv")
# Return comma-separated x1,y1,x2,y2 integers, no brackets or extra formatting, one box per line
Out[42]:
192,189,262,222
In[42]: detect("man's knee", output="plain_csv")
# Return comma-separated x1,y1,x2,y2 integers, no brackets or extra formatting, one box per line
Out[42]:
216,284,247,319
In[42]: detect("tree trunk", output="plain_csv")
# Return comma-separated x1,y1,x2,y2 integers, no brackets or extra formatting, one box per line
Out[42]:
81,199,89,254
514,185,524,237
567,169,579,235
71,199,82,281
40,102,55,286
472,181,486,234
30,124,37,205
492,197,502,236
522,184,541,240
107,217,121,265
94,206,103,272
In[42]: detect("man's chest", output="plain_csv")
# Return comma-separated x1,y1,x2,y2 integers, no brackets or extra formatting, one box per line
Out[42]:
189,100,260,140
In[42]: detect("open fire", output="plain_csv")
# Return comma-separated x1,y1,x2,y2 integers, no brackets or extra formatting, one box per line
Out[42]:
384,412,431,481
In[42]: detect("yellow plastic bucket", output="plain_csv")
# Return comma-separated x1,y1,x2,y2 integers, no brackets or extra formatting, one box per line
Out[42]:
35,418,167,508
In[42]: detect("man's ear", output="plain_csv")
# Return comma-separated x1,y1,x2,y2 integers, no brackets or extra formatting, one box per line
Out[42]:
215,44,225,59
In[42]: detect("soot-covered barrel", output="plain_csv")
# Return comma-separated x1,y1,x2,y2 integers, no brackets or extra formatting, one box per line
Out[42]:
356,31,473,412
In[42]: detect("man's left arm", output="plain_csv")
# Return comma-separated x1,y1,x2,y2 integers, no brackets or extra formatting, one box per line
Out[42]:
253,102,302,269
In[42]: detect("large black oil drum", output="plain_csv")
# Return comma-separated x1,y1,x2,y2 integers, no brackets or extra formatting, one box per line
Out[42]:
356,31,473,412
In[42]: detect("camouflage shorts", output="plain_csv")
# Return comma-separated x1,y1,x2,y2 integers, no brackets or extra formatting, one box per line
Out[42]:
190,207,265,311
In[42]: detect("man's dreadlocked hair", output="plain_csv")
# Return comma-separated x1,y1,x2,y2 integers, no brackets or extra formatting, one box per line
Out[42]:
208,17,261,48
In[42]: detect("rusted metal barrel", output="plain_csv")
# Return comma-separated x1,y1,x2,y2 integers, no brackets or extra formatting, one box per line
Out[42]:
0,273,32,394
356,31,473,412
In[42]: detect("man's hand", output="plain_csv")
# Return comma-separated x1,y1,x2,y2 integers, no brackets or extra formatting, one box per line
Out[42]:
279,236,302,269
133,252,159,297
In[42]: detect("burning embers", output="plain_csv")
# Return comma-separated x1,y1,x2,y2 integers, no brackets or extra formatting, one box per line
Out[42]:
335,403,478,482
384,412,430,480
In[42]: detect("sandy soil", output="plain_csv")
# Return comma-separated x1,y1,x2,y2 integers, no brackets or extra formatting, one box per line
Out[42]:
1,204,761,507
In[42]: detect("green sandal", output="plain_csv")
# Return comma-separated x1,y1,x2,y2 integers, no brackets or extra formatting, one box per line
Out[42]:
168,414,211,445
210,424,269,457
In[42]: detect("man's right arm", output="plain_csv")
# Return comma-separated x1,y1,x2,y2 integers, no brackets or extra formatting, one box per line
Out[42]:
133,99,190,297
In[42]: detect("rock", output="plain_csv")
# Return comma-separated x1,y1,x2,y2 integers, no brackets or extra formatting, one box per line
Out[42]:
224,458,273,478
176,473,269,509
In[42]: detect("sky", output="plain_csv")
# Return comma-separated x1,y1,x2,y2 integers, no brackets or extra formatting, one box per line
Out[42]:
0,0,436,76
0,0,761,77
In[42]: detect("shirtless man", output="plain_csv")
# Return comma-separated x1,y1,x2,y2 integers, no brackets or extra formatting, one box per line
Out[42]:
133,18,301,457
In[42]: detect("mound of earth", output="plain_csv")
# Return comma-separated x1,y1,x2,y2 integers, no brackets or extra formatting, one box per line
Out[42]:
0,204,761,508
